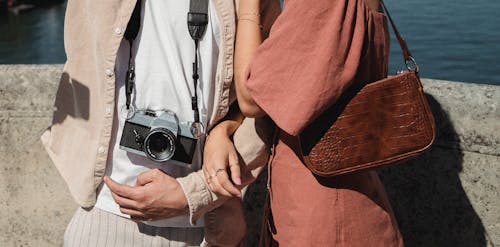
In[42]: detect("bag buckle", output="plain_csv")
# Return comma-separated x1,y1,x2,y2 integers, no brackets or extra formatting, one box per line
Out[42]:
405,56,419,73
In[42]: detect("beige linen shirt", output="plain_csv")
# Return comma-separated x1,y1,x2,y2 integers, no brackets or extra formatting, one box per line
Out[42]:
40,0,277,245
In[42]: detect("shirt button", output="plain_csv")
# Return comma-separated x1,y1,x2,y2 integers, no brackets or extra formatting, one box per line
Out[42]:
114,27,122,35
105,107,112,116
98,146,106,154
105,69,114,78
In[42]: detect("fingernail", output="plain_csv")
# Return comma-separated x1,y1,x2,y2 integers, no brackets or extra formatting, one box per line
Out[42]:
234,178,242,186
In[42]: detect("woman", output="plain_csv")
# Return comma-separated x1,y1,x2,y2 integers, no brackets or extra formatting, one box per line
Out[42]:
204,0,404,245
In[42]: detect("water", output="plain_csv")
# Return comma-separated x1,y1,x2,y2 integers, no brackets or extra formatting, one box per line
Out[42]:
385,0,500,85
0,3,65,64
0,0,499,85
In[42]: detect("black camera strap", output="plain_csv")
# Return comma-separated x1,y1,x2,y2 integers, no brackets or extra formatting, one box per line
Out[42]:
187,0,209,124
124,0,141,111
123,0,209,125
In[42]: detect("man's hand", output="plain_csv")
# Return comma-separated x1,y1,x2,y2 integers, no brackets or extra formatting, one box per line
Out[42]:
104,169,188,222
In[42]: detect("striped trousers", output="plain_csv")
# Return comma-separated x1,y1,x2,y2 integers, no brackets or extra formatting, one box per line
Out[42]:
64,207,204,247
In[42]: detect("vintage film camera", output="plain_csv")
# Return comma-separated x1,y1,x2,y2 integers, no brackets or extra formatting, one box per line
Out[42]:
119,110,199,166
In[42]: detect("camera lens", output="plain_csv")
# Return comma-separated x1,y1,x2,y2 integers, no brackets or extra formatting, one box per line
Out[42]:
144,128,176,162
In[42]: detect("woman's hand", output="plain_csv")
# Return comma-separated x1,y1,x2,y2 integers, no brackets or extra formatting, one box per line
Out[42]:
202,126,243,198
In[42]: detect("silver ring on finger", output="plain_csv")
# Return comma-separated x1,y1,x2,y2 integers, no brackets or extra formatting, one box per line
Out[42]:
215,168,225,176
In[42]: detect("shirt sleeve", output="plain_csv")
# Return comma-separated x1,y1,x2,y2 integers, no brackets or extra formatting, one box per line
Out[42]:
245,0,368,136
176,117,272,225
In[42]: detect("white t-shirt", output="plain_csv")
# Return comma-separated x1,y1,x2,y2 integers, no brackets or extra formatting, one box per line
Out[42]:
95,0,220,228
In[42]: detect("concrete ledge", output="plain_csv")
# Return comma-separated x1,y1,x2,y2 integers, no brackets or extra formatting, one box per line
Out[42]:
0,65,74,246
1,65,499,246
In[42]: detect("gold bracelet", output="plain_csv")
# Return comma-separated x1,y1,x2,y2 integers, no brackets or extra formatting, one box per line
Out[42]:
239,12,261,17
238,18,263,29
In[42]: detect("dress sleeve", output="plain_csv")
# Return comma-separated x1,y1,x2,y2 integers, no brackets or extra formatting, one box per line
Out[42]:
245,0,368,136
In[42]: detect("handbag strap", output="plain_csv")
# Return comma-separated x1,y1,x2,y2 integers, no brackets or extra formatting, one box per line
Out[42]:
380,0,419,72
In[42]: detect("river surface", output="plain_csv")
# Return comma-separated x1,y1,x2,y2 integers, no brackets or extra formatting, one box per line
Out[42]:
0,2,66,64
0,0,499,85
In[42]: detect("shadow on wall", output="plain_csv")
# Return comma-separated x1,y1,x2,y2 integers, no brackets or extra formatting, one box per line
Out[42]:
379,93,486,247
243,93,487,247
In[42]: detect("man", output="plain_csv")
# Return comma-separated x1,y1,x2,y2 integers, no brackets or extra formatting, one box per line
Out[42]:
41,0,278,246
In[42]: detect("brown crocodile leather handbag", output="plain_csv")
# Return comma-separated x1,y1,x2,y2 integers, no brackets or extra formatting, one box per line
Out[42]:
297,1,436,177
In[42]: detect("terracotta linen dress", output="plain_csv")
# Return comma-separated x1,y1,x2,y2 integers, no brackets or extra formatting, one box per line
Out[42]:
245,0,404,246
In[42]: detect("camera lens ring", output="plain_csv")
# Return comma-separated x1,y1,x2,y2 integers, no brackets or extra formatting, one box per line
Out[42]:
143,128,176,162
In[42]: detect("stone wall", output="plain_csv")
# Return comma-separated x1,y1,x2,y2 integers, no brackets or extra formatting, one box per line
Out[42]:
0,65,498,246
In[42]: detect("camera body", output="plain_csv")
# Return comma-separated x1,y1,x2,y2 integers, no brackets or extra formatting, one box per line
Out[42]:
119,110,198,166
